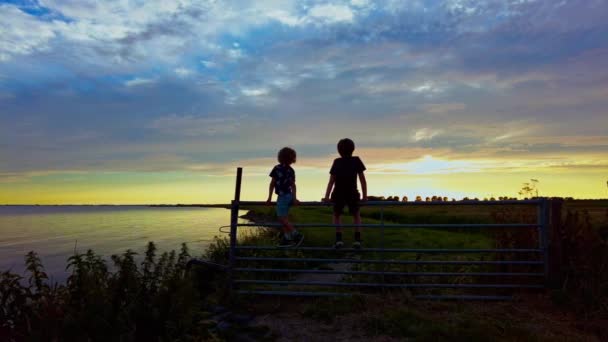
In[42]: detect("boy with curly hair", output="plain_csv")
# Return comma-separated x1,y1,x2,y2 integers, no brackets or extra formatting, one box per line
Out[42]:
266,147,304,247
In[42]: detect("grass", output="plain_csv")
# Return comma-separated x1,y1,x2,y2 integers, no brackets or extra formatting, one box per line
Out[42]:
235,203,548,299
0,243,240,341
247,292,601,341
236,199,607,340
241,204,499,250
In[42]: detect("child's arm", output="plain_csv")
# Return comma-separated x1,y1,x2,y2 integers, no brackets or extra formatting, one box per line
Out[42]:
323,175,336,202
359,172,367,201
266,178,276,203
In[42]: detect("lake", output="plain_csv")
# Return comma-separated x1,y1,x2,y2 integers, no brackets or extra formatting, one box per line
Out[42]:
0,206,248,282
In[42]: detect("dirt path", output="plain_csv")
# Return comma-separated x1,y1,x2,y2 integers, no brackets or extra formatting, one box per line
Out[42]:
247,294,606,342
292,253,359,283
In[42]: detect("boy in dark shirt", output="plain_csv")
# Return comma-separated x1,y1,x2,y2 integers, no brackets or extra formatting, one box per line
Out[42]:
323,138,367,249
266,147,304,247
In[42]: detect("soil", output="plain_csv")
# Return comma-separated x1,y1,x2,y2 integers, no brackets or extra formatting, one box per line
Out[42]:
243,294,607,341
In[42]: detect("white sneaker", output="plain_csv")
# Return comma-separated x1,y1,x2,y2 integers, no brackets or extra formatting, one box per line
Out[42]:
333,240,344,249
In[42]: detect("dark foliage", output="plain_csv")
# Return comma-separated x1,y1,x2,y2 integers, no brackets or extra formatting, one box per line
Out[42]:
556,210,608,314
0,242,224,341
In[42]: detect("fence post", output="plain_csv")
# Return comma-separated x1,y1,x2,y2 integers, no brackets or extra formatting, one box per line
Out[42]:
229,167,243,294
380,204,386,289
547,198,563,289
541,199,550,285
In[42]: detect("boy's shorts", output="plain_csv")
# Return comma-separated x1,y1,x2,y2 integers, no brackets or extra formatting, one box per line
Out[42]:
331,191,360,215
276,193,293,217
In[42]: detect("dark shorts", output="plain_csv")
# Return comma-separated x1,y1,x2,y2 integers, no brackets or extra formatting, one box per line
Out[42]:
331,191,360,215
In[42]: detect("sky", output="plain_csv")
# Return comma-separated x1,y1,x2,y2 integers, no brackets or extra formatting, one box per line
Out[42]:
1,0,607,204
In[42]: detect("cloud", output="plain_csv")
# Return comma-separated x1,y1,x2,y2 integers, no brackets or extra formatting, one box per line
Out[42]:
241,87,269,97
306,4,355,24
147,114,243,137
124,77,157,87
0,4,56,61
424,103,466,114
200,60,217,68
410,82,446,95
411,128,443,142
1,0,608,197
174,67,194,78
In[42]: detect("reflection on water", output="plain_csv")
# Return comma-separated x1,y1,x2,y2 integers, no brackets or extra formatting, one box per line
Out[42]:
0,206,246,282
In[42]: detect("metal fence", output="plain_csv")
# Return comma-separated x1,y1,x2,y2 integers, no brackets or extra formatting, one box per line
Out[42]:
228,167,549,301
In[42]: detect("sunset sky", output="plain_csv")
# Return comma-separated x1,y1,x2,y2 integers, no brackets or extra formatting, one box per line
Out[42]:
1,0,607,204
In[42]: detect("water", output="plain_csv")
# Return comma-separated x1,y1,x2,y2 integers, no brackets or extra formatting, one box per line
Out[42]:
0,206,245,283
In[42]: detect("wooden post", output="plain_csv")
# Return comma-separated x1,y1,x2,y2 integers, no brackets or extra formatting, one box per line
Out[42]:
228,167,243,293
547,198,564,289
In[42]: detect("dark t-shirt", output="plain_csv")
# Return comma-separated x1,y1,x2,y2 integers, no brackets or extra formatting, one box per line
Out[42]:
330,156,366,196
269,164,295,196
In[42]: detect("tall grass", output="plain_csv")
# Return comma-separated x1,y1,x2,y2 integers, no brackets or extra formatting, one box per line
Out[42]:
491,204,608,314
556,209,608,314
0,242,220,341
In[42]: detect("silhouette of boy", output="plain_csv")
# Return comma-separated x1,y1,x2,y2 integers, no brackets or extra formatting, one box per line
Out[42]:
266,147,304,247
323,138,367,249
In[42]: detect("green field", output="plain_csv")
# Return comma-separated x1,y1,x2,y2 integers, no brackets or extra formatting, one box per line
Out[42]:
241,200,607,249
242,204,501,250
235,200,607,291
232,200,607,341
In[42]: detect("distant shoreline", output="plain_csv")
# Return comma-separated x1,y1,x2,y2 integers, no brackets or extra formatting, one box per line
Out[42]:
1,199,606,207
0,204,231,208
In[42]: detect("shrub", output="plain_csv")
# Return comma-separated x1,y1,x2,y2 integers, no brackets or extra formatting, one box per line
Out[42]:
0,242,222,341
557,210,608,314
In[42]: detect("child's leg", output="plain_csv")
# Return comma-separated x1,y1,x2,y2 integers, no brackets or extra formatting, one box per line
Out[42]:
276,194,295,236
278,216,295,234
353,211,362,231
333,213,344,246
333,213,342,232
353,211,362,243
332,197,345,247
350,192,362,244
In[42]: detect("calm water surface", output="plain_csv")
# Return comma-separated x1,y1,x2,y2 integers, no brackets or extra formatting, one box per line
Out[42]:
0,206,247,282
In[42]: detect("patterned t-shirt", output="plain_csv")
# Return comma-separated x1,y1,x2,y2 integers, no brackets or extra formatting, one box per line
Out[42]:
269,164,295,196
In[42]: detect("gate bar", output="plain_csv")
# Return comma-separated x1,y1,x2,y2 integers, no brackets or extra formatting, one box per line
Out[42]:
235,256,543,265
236,246,542,253
235,291,515,301
235,268,544,277
237,223,540,229
236,280,544,289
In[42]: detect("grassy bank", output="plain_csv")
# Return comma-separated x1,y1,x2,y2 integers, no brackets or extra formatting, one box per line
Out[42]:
0,242,271,341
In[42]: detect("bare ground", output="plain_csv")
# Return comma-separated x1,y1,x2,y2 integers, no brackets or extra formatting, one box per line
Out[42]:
244,293,607,341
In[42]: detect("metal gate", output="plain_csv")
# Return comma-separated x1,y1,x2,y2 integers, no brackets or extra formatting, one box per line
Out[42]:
228,168,549,300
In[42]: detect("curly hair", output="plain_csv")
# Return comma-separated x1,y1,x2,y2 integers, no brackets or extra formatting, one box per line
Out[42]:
337,138,355,157
277,147,296,164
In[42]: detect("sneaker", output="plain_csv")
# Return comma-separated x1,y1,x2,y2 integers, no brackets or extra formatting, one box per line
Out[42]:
291,232,304,248
278,237,295,248
352,241,362,250
333,240,344,249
